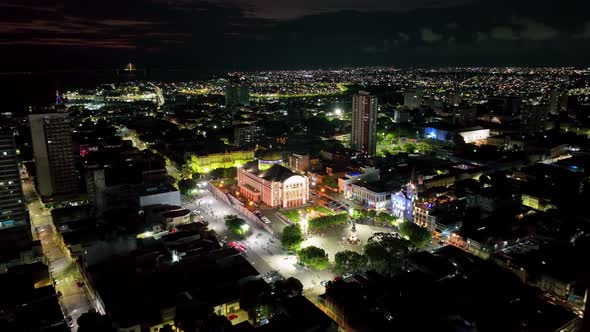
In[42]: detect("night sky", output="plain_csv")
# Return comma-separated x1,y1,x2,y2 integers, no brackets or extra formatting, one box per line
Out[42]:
2,0,590,71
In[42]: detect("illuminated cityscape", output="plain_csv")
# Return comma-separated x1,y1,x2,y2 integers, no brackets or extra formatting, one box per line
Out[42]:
2,1,590,331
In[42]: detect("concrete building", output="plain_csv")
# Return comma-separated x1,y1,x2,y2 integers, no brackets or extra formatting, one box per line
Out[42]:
225,85,250,107
139,185,181,208
338,166,380,194
0,133,28,229
404,88,423,109
393,109,410,123
521,194,555,212
29,113,78,197
549,89,568,114
238,161,309,208
458,127,490,143
287,153,311,172
234,124,263,146
350,91,378,156
350,181,391,209
521,103,549,134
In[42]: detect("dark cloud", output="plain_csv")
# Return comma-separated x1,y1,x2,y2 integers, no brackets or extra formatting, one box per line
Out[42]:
0,0,589,70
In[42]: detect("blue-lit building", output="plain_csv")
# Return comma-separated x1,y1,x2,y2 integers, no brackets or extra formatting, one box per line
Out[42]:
424,126,450,141
390,184,416,221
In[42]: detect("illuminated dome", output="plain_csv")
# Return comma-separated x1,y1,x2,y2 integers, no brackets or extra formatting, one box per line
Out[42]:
258,150,283,170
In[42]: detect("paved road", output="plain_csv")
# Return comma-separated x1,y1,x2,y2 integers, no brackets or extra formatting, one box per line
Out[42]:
23,180,93,331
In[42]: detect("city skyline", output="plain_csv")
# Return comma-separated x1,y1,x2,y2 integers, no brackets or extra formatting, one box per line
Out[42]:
1,1,589,331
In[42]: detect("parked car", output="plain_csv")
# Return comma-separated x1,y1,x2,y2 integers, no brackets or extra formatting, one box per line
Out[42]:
261,216,271,224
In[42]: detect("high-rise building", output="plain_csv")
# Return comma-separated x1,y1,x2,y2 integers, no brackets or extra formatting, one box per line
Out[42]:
225,85,250,107
351,91,378,156
404,89,423,109
0,133,28,229
29,113,78,197
549,89,568,114
521,103,549,134
234,124,263,146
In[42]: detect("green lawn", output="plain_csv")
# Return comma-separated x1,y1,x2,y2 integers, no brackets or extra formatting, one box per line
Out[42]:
281,205,335,223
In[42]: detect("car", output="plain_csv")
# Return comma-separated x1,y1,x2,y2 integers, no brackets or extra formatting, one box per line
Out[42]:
320,280,330,287
228,241,248,253
261,216,271,224
192,209,201,215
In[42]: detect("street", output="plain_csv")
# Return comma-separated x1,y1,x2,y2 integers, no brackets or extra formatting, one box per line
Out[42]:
23,180,93,331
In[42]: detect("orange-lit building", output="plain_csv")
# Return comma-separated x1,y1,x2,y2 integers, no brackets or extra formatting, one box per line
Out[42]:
238,161,309,208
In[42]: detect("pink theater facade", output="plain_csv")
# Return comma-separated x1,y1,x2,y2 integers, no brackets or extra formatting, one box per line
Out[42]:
237,161,309,208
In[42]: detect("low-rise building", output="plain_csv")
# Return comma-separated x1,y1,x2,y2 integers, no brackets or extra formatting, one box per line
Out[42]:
139,184,181,208
521,194,555,212
187,149,255,174
350,181,391,209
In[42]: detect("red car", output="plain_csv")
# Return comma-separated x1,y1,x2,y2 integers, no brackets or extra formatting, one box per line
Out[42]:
228,241,248,253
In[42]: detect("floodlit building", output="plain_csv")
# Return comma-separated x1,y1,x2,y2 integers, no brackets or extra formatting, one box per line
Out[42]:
0,133,28,230
350,181,391,209
350,91,378,156
29,113,78,197
187,149,255,174
458,127,490,143
238,161,309,208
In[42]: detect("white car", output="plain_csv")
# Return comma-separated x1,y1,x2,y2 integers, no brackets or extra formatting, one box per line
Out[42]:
261,216,271,224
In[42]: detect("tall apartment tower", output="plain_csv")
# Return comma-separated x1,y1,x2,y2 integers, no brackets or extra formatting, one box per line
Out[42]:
225,85,250,107
29,113,78,197
351,91,378,157
404,89,423,109
0,133,28,229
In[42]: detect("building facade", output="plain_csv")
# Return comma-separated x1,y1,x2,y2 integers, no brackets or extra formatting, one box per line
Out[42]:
350,182,390,209
287,153,310,172
350,91,378,156
0,133,28,229
29,113,78,197
238,162,309,208
234,124,263,146
187,149,255,174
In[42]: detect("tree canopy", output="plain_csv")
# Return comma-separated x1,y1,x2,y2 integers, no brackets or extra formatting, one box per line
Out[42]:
399,221,432,249
273,277,303,299
224,215,249,236
333,250,368,275
298,246,329,270
280,224,304,251
364,236,411,275
178,178,197,196
376,212,397,225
